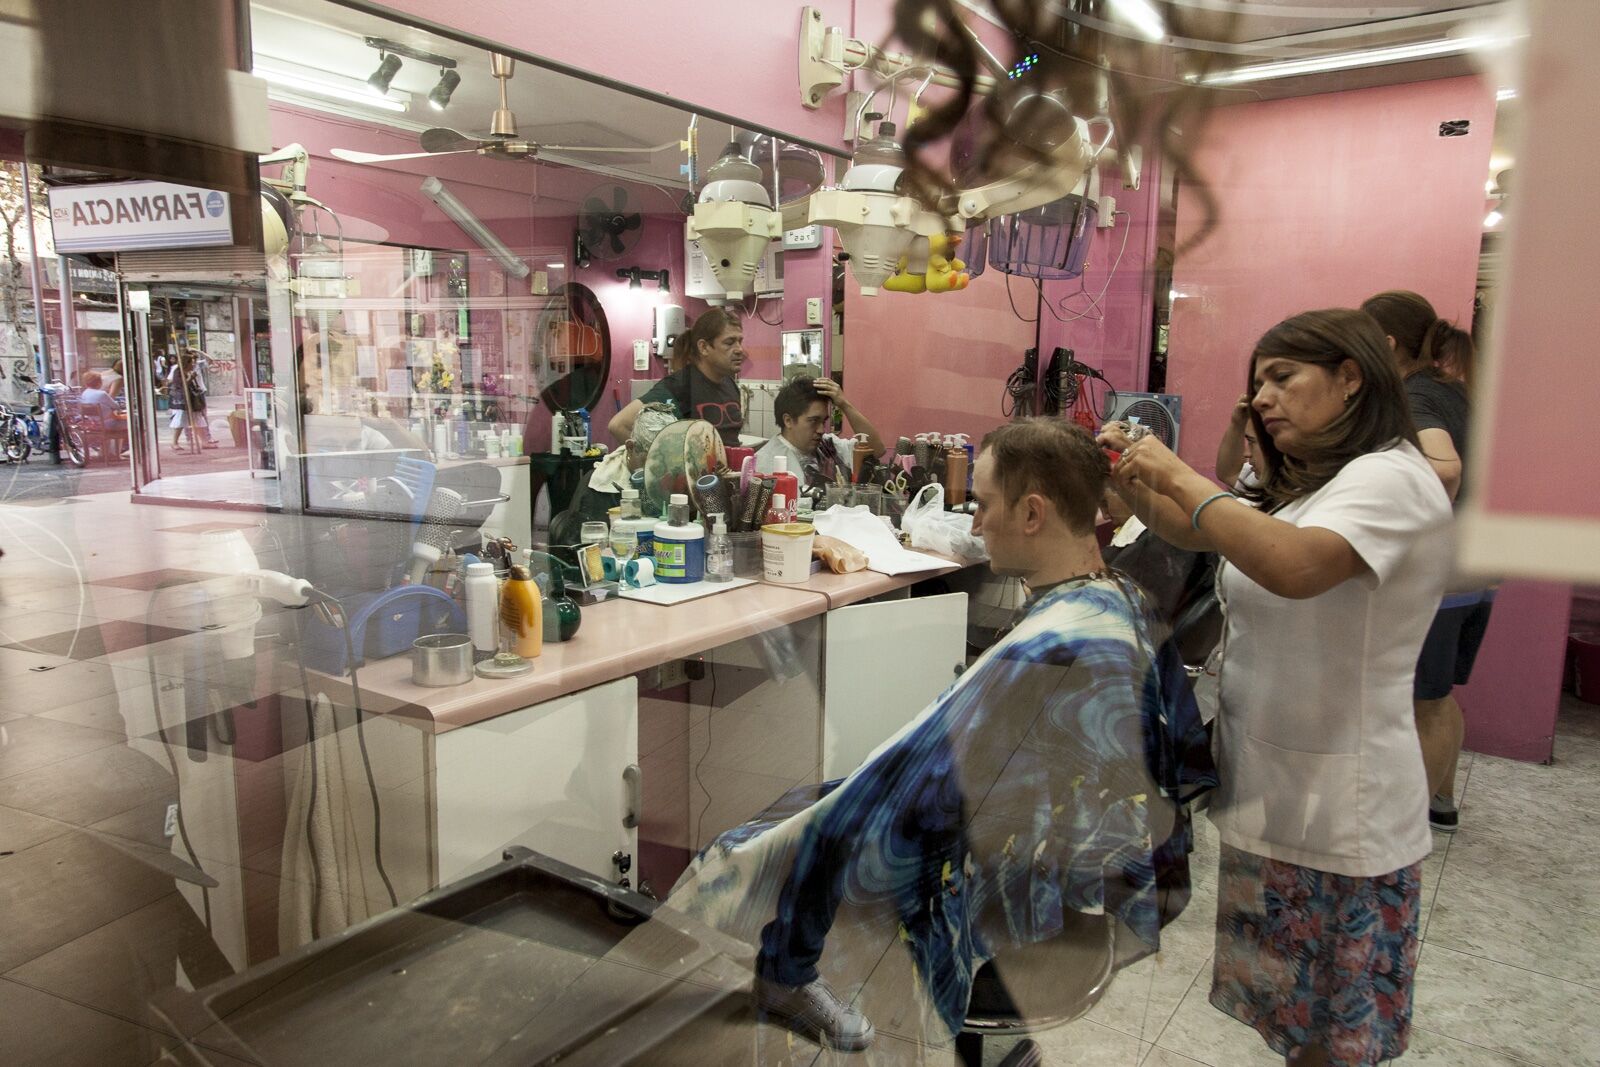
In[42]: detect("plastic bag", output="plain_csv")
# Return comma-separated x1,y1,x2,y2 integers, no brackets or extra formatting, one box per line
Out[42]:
900,484,988,562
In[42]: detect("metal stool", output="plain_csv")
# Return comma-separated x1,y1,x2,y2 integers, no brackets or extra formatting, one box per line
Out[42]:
955,911,1118,1067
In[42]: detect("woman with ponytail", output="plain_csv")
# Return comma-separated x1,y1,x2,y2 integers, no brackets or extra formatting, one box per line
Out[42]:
1362,289,1490,835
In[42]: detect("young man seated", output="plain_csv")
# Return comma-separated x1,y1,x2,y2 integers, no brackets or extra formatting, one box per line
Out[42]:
669,419,1214,1051
753,376,884,489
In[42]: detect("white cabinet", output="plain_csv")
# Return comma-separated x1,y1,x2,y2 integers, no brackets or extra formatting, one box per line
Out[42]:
820,592,968,780
433,676,639,884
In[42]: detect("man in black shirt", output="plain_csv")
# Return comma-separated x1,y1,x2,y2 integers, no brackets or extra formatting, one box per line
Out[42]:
609,309,746,447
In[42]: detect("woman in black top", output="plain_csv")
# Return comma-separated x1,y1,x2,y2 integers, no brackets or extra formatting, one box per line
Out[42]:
1362,289,1486,834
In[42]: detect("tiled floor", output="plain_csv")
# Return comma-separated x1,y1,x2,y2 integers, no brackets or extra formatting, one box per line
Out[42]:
0,488,1596,1065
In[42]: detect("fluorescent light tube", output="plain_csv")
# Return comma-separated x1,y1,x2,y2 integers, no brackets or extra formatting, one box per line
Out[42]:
420,176,530,279
1201,34,1501,86
254,63,408,112
1109,0,1165,42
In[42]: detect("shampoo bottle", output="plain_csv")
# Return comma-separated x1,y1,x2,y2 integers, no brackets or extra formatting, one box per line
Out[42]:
499,565,543,659
653,494,705,583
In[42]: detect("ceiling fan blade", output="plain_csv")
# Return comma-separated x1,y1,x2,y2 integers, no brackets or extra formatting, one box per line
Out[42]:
536,141,679,155
330,147,480,164
420,127,486,154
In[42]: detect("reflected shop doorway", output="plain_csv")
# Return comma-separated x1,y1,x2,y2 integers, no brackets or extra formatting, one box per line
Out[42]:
123,278,276,508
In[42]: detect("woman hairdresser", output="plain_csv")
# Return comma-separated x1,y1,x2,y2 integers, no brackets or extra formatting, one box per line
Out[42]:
609,308,746,447
1099,309,1452,1067
1362,289,1488,834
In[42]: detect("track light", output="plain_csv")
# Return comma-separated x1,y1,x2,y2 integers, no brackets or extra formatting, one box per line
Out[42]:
428,68,460,111
367,52,402,97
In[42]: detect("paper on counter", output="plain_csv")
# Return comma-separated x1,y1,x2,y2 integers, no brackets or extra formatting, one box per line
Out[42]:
811,505,951,576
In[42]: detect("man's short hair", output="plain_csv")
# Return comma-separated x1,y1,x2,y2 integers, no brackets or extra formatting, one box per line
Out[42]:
773,376,825,431
979,418,1110,534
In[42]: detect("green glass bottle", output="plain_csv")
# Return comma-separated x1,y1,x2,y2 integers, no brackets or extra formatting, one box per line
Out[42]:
531,558,582,643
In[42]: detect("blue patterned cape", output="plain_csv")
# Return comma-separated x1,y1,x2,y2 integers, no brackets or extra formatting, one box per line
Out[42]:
669,575,1216,1035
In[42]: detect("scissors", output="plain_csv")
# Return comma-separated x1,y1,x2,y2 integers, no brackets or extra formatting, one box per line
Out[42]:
880,467,910,495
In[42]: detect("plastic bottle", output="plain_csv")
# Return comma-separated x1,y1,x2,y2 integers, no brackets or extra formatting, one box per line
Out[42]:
614,487,659,559
455,409,470,458
508,431,523,457
432,422,448,459
945,441,968,507
549,411,566,454
769,456,799,522
705,514,732,582
576,407,592,448
464,562,499,657
765,493,790,527
653,493,705,583
499,564,543,658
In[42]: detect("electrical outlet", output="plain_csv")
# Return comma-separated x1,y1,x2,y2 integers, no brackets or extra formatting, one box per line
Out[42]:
655,659,688,689
164,803,179,838
633,340,650,370
806,297,823,326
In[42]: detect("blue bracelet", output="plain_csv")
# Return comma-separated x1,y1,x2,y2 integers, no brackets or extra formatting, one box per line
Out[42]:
1191,491,1234,530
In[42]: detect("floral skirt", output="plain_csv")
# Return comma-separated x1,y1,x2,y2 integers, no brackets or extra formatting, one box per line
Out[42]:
1210,845,1421,1067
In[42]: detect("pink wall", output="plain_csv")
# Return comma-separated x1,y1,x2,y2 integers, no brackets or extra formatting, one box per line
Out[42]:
842,264,1037,446
1471,0,1600,524
1166,76,1495,476
372,0,857,150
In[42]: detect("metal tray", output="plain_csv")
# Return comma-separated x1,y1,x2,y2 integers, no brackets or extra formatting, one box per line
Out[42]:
156,848,757,1066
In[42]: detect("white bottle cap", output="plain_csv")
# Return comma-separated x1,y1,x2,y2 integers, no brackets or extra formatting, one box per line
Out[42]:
670,492,689,506
774,456,788,474
713,514,727,534
621,488,639,501
773,494,786,510
466,562,493,576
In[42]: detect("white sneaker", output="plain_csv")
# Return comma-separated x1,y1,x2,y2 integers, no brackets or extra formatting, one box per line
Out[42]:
754,975,875,1051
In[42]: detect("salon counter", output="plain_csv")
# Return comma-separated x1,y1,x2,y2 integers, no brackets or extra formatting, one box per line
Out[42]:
319,552,967,733
297,551,971,895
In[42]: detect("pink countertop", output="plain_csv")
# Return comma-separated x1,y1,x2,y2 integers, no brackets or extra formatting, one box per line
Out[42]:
321,550,972,735
324,556,966,733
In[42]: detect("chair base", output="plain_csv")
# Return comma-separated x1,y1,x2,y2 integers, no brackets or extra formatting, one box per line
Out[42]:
956,1032,1043,1067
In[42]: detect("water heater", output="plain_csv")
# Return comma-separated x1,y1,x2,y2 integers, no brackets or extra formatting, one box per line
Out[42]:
652,305,685,359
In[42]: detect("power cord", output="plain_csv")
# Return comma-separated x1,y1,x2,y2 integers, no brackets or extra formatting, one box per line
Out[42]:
691,659,719,851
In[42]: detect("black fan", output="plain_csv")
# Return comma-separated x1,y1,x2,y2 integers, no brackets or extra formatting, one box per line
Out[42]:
578,185,643,260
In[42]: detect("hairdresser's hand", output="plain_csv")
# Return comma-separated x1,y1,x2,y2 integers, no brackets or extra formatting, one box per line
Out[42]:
1104,430,1192,498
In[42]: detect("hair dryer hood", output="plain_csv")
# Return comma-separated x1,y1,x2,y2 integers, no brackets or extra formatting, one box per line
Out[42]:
688,199,782,301
808,187,919,297
697,142,771,208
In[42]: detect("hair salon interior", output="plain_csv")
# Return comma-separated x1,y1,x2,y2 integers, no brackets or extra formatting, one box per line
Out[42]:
0,1,1594,1065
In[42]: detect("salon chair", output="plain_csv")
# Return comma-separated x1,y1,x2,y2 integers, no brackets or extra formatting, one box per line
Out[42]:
954,910,1117,1067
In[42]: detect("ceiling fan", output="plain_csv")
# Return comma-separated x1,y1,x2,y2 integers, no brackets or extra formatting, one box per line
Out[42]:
330,54,675,166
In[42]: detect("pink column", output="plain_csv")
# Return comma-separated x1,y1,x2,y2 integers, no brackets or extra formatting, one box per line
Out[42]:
1459,582,1572,763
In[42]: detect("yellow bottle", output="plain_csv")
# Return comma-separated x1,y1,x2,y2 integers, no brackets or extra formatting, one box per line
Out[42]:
499,565,543,658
